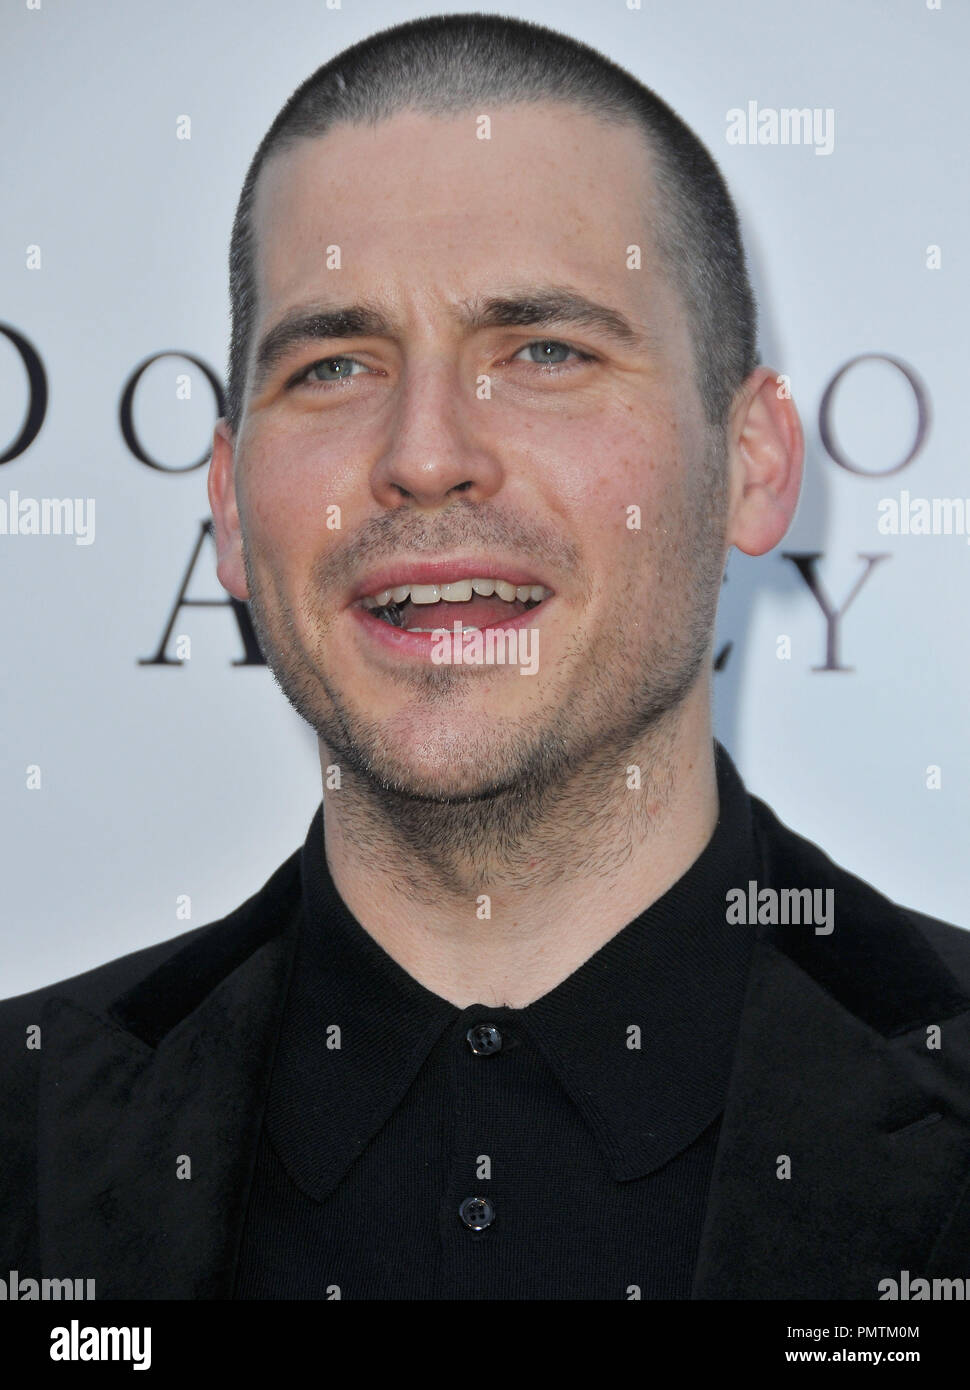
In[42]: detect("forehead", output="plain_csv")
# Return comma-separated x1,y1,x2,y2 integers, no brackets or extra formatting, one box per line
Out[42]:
249,101,680,342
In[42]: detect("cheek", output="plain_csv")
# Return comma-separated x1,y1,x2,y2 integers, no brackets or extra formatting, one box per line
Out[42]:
538,408,683,544
238,424,357,571
520,414,676,624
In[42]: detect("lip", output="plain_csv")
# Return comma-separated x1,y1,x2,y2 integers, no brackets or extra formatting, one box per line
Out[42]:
349,556,555,604
350,594,552,660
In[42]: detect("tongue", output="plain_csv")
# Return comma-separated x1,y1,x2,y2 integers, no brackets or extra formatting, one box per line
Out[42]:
400,595,528,630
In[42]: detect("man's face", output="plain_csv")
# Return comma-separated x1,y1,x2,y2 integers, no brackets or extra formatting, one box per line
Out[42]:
213,102,727,801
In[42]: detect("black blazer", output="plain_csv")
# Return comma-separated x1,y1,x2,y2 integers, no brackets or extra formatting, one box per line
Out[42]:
3,792,970,1300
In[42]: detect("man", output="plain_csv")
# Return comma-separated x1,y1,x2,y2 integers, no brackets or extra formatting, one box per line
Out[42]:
3,12,970,1302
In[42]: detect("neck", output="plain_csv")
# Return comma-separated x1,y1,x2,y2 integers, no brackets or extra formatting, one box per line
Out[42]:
316,689,720,1008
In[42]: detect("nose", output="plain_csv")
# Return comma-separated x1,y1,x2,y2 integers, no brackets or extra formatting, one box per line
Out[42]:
370,356,504,510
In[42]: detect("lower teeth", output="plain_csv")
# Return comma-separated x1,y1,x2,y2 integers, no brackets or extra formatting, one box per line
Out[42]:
408,625,480,633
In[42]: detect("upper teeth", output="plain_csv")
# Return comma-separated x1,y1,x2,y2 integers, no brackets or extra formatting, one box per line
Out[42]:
361,579,550,608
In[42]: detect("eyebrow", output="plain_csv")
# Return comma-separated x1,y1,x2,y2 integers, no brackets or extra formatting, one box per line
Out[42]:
250,285,657,393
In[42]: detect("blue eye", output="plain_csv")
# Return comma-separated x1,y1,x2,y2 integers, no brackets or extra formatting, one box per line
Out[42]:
515,340,581,366
293,356,365,386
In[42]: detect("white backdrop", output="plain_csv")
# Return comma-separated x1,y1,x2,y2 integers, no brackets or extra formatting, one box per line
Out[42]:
2,0,967,997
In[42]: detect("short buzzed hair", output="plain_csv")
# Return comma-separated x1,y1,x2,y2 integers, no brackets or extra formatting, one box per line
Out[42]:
225,12,758,440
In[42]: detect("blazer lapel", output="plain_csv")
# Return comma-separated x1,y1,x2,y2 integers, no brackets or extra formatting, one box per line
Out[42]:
693,931,970,1299
36,925,296,1299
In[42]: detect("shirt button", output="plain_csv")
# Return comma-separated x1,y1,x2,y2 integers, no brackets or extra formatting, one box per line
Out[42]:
466,1023,503,1055
459,1196,495,1230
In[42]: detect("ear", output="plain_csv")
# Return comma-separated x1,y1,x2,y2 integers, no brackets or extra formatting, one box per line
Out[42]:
207,419,250,600
725,366,804,556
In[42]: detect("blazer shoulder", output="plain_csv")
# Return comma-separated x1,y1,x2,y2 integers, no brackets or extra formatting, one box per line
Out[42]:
748,791,970,1033
0,842,303,1031
0,839,304,1272
904,908,970,992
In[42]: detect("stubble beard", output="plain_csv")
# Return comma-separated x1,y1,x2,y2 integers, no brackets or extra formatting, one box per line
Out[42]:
241,441,727,897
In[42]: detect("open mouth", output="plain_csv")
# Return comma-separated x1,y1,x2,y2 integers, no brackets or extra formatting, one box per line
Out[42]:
359,577,552,633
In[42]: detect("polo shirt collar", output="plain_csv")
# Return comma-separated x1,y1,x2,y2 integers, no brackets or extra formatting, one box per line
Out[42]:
266,741,759,1200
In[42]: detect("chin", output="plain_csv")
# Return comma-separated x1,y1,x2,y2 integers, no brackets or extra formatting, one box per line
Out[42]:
381,769,505,803
341,713,530,803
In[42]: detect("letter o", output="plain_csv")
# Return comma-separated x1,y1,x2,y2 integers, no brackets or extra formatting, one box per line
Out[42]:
120,351,225,472
0,323,48,465
819,354,930,476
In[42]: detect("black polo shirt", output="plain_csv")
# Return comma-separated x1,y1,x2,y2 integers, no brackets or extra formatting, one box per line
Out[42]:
233,742,759,1300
